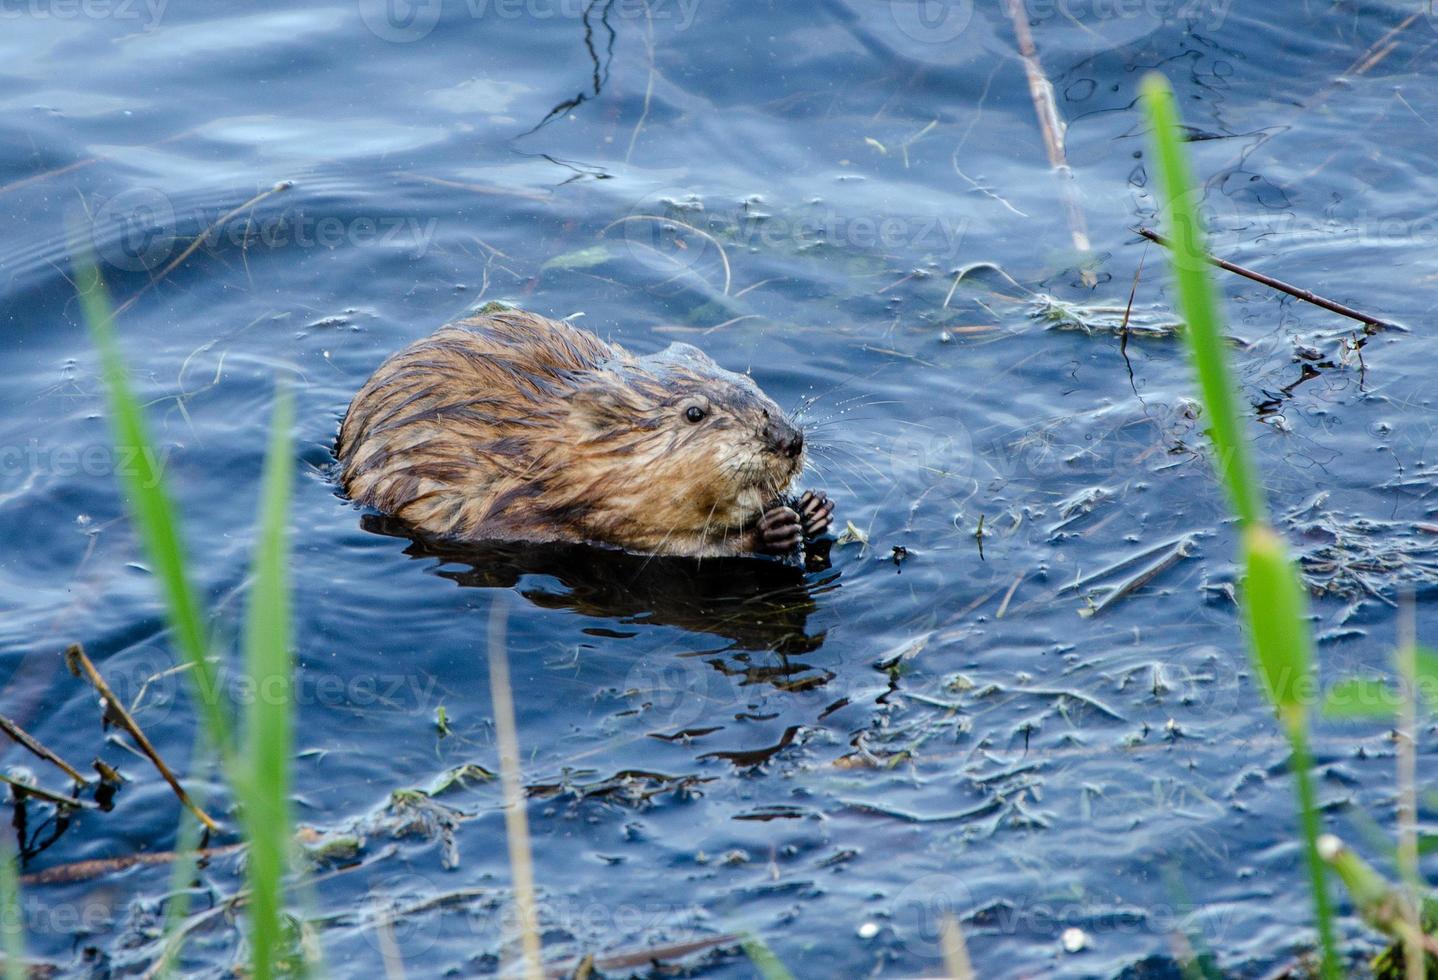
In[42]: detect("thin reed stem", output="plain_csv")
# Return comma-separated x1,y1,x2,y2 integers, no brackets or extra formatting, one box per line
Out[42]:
488,597,543,980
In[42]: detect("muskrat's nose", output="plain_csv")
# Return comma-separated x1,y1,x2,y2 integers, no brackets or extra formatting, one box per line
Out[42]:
765,420,804,459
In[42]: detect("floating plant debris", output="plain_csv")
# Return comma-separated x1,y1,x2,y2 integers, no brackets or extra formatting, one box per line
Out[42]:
1285,495,1438,603
1029,294,1183,338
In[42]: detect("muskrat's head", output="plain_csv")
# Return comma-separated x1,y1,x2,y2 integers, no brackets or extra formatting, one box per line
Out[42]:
563,342,804,547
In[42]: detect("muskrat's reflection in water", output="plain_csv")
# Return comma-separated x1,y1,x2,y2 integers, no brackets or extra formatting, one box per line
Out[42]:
361,515,836,654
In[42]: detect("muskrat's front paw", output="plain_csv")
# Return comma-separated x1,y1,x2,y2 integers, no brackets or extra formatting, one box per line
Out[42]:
755,505,804,555
796,490,835,540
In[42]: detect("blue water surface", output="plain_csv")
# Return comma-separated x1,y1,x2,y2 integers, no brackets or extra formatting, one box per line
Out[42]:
3,1,1438,976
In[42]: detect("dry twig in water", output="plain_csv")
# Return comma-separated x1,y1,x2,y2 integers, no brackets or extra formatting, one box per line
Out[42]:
940,914,976,980
0,714,87,785
0,773,89,811
63,643,221,832
1005,0,1094,283
20,842,244,887
1136,227,1398,330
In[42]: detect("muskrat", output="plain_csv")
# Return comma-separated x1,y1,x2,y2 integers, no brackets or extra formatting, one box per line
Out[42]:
335,308,834,558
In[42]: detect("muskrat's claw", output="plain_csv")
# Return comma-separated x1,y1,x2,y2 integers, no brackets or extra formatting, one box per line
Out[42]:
756,505,804,555
796,490,835,540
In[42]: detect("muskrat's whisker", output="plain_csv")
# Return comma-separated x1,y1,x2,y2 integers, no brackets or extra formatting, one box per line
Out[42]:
809,464,881,500
641,523,681,567
696,496,725,566
802,459,866,500
642,498,709,570
796,399,902,427
833,394,902,411
789,363,894,420
806,445,879,484
791,373,903,426
796,413,894,433
808,449,872,477
801,415,890,431
809,440,887,477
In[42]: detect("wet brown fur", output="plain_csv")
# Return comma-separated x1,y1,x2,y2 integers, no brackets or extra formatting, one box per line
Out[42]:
336,309,806,556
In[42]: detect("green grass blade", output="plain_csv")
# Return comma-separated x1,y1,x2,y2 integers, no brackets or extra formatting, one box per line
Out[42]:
72,253,232,759
1321,678,1400,719
1143,74,1340,978
1410,647,1438,709
1140,73,1265,527
240,385,296,980
1282,727,1338,980
1237,426,1339,965
151,753,211,980
0,841,24,980
739,933,795,980
1241,526,1315,715
73,240,300,975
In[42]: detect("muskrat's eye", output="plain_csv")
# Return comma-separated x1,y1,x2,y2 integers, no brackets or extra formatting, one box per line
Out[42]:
684,405,707,424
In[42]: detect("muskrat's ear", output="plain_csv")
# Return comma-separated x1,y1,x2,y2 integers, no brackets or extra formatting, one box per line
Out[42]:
655,342,719,370
569,383,630,431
